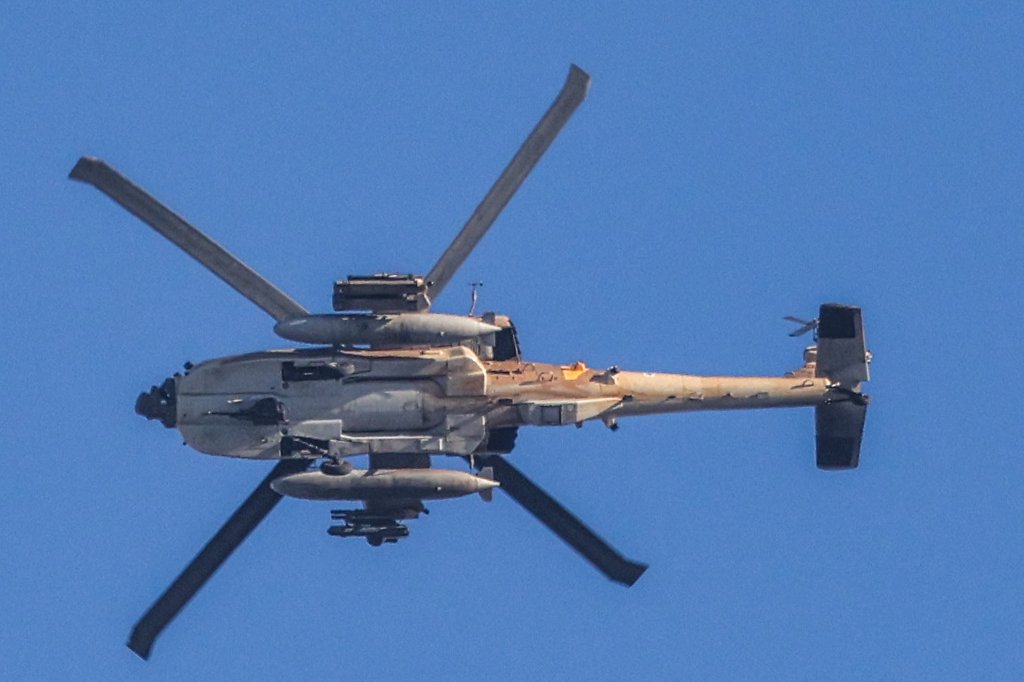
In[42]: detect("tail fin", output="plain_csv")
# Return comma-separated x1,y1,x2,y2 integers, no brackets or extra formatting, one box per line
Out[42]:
814,304,870,469
815,304,869,385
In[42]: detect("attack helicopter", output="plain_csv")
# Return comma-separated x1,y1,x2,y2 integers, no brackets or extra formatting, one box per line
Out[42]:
70,65,871,660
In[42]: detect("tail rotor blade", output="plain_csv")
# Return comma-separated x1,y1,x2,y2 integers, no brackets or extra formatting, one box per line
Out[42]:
473,455,647,587
127,458,310,660
69,157,309,323
784,315,819,337
426,65,591,300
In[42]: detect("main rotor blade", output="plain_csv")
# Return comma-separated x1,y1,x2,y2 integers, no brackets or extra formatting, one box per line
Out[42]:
127,458,310,660
426,65,591,300
473,455,647,587
69,157,308,323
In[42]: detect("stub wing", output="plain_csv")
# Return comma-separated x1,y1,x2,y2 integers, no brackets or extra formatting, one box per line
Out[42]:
325,453,429,543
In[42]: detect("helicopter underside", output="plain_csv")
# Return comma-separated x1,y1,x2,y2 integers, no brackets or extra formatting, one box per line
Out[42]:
69,63,873,661
156,345,500,460
138,338,842,464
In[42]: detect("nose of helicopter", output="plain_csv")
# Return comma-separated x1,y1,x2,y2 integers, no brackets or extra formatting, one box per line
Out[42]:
135,376,177,428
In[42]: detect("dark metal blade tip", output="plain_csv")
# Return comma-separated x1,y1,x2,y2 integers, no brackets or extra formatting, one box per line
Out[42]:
69,156,102,181
569,65,593,96
127,631,154,660
614,561,649,587
568,64,592,88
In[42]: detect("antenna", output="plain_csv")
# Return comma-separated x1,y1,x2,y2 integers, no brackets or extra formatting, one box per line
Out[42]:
469,281,484,316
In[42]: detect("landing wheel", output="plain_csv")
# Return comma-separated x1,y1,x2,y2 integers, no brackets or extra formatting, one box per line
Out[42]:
367,535,383,547
320,459,353,476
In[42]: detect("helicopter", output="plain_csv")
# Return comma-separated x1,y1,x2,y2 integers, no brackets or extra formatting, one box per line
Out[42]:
69,65,871,660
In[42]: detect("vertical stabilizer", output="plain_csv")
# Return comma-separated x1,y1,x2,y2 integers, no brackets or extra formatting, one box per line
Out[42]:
815,304,869,386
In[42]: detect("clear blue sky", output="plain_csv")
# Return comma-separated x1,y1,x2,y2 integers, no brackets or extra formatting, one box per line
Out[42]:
2,3,1022,680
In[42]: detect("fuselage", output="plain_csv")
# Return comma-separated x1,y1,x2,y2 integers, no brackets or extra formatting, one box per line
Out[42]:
141,344,832,461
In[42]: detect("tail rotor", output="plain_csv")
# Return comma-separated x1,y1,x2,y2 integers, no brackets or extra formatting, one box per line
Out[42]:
783,315,819,338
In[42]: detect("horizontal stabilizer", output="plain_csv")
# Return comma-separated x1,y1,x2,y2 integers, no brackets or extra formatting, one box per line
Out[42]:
816,399,866,469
